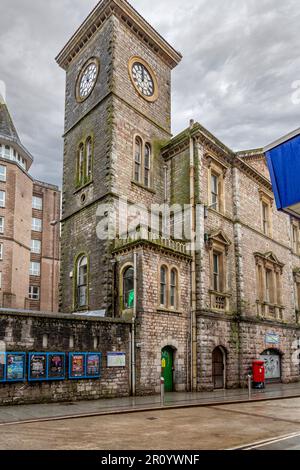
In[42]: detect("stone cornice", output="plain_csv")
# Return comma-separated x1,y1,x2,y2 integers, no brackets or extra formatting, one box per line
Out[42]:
161,123,272,190
56,0,182,71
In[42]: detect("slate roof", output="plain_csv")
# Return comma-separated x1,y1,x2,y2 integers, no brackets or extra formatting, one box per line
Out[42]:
0,95,21,145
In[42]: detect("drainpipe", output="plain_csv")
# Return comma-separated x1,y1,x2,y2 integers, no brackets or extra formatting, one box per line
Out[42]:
131,250,138,396
189,120,197,392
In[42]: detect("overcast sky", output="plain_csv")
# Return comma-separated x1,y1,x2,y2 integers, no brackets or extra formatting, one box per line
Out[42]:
0,0,299,187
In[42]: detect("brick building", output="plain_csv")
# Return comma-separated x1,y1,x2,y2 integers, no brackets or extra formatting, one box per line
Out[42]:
56,0,300,394
0,94,60,312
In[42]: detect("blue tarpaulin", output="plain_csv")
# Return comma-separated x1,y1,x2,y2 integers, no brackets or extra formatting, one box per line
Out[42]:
264,128,300,218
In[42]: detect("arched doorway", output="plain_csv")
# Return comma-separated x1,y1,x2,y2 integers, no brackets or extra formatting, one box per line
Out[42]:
260,349,282,383
212,347,226,389
161,347,174,392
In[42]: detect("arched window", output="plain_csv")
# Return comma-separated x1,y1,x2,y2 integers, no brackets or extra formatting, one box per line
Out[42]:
144,143,151,187
78,144,85,186
160,266,167,306
170,268,178,308
77,256,88,308
134,137,142,183
123,266,134,309
86,137,92,180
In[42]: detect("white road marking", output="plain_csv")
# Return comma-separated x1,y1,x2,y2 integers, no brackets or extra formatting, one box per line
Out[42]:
228,430,300,450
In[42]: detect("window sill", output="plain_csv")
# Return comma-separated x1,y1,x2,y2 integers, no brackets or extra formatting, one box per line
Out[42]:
131,180,156,194
73,180,93,195
156,307,182,315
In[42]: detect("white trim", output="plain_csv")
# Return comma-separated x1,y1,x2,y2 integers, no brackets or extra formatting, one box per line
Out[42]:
264,127,300,152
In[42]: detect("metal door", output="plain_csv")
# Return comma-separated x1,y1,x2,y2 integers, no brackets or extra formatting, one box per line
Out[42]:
261,353,281,381
212,347,224,389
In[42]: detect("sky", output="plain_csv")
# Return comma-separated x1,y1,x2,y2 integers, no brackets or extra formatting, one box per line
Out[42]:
0,0,300,187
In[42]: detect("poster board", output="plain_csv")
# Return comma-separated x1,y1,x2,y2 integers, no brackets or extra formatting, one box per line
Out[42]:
28,353,47,381
69,353,102,379
28,353,66,382
6,353,26,382
47,353,66,380
107,352,126,368
86,353,101,378
0,353,5,383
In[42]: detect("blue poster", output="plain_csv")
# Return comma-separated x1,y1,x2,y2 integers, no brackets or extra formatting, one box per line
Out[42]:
6,353,25,382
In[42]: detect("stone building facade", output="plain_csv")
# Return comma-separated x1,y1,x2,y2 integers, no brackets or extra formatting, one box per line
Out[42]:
56,0,300,395
0,94,60,312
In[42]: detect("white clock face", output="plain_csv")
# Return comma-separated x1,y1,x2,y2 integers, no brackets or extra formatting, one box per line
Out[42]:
77,60,99,101
131,62,155,98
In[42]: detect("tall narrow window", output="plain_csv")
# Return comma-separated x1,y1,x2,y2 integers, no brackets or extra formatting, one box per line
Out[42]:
144,143,151,187
78,144,85,186
134,137,142,183
86,138,92,180
265,269,273,303
0,191,5,208
211,174,219,211
262,202,269,235
0,165,6,182
292,224,299,254
160,266,167,306
213,253,220,292
0,243,3,260
0,217,4,234
123,266,134,309
77,256,88,308
170,268,178,308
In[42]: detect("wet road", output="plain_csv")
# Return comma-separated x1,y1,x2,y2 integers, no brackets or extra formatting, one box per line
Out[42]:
1,397,300,450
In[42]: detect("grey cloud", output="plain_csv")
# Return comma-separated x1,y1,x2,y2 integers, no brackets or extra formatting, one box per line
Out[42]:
0,0,299,186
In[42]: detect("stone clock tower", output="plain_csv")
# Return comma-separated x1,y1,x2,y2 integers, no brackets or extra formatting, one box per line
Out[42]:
56,0,182,314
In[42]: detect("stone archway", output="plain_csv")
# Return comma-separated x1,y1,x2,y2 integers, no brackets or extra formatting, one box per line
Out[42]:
212,346,227,389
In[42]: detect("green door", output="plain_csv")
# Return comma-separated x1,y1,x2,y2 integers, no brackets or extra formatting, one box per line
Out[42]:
162,347,173,392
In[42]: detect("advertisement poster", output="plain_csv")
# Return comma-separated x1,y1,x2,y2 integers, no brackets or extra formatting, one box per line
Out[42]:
107,352,126,368
70,354,85,378
0,353,5,382
86,354,101,378
48,354,65,379
6,354,25,381
29,354,47,380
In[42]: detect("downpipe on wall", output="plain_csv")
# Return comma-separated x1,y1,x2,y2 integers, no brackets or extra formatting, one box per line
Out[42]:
189,121,197,392
131,250,138,396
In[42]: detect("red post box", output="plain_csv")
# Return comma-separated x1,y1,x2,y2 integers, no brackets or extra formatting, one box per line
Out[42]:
252,360,265,389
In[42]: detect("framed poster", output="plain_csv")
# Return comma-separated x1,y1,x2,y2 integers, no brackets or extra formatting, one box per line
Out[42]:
6,353,26,382
107,352,126,368
86,353,101,378
28,353,47,381
69,353,86,379
48,353,66,380
0,353,5,383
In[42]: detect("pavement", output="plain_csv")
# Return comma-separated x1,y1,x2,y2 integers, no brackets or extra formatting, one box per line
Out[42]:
2,396,300,450
1,382,300,425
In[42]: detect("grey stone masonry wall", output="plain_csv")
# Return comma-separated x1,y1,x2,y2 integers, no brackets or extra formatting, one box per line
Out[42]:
0,310,131,405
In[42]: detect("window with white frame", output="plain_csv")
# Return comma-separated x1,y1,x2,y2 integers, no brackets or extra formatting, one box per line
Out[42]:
0,217,4,234
0,165,6,182
0,191,5,208
32,196,43,211
30,262,40,276
31,239,41,254
0,243,3,260
29,286,40,300
32,218,42,232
